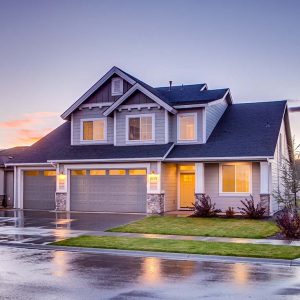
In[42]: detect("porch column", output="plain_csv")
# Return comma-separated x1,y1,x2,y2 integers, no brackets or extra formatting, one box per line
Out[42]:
260,161,271,216
55,164,67,211
195,163,205,204
146,162,165,214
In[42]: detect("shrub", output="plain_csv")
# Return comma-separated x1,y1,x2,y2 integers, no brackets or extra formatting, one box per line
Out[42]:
238,195,266,219
192,194,221,217
225,207,235,218
276,208,300,238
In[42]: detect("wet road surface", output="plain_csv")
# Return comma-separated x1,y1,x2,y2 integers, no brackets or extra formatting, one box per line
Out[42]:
0,246,300,299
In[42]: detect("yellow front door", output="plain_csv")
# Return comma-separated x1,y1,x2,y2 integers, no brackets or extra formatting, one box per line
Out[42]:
180,173,195,208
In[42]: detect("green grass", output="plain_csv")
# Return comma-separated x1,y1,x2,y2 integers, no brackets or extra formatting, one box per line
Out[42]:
108,216,279,239
53,236,300,260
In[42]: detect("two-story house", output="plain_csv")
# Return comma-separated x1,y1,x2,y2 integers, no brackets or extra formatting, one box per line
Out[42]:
5,66,292,215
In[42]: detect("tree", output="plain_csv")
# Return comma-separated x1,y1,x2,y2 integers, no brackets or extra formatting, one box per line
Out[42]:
273,139,300,209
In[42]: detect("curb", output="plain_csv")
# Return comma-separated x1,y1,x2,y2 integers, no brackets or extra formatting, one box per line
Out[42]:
1,241,299,267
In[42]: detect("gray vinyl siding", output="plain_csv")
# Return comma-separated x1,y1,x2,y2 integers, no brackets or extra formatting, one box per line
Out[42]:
206,99,228,139
123,90,154,105
115,108,166,145
72,107,114,145
204,162,260,212
161,163,177,211
169,108,204,144
5,171,14,207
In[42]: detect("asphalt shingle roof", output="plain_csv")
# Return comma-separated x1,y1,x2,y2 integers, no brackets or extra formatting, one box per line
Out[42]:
167,100,287,159
7,101,287,164
0,147,28,166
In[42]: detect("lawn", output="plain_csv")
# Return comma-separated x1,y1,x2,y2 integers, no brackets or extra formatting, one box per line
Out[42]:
53,236,300,260
108,216,279,239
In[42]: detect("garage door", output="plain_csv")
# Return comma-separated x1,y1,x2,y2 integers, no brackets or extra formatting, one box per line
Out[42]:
23,170,56,210
70,169,147,212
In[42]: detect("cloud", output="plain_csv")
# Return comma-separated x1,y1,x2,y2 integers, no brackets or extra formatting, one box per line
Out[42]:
0,111,62,148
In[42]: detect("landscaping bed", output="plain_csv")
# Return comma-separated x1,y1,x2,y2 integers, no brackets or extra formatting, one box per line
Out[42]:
107,216,279,239
53,236,300,260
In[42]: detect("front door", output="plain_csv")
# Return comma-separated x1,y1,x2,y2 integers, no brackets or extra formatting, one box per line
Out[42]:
180,173,195,209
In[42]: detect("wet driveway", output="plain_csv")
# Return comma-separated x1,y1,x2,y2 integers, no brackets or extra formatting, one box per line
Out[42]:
0,210,145,245
0,246,300,299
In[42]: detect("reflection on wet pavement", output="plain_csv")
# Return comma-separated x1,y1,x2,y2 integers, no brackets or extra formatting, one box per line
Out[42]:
0,246,300,299
0,209,145,245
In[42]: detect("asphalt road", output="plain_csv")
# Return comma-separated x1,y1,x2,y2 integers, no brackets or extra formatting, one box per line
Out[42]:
0,246,300,299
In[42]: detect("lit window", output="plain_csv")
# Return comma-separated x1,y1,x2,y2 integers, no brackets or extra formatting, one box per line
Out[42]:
109,169,126,176
24,171,39,176
128,115,153,142
82,119,106,141
90,170,106,176
111,77,123,96
71,170,87,176
44,171,56,177
179,165,195,171
221,163,251,193
129,169,147,176
178,114,196,141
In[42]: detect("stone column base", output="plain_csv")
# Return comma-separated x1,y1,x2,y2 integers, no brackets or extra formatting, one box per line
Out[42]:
260,194,270,216
55,193,67,211
147,194,165,214
195,193,206,206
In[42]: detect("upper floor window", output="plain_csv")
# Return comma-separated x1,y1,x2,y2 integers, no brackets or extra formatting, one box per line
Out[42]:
177,113,197,142
220,163,251,194
111,78,123,96
81,118,106,142
126,114,154,142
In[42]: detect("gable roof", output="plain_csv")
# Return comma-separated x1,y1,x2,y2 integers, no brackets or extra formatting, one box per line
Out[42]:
61,66,136,120
166,100,288,160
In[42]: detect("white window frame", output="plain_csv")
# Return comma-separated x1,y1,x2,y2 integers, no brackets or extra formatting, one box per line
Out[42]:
111,77,124,96
219,162,252,196
177,112,198,143
125,114,155,144
80,118,107,144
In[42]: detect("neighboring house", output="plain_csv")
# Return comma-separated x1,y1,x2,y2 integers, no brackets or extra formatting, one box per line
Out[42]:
5,66,292,215
0,147,27,207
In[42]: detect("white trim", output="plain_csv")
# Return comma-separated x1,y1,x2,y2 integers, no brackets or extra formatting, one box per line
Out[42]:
260,161,271,194
103,83,177,116
174,104,208,109
202,109,207,143
80,117,107,144
200,84,208,91
195,162,205,194
79,102,112,110
164,110,169,144
177,112,198,143
125,114,155,144
13,166,17,208
162,143,175,160
5,163,54,167
113,110,117,145
118,103,161,111
47,158,164,164
165,156,272,162
111,77,124,96
61,66,136,119
218,162,252,196
71,113,74,145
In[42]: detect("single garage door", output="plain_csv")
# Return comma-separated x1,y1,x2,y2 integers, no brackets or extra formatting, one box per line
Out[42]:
70,169,147,212
23,170,56,210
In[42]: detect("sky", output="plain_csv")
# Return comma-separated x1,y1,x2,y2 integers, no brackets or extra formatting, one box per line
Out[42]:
0,0,299,149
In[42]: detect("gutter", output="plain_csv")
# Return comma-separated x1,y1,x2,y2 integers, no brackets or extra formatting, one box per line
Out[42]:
164,156,273,162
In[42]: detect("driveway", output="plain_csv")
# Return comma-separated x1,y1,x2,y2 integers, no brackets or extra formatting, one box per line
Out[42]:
0,245,299,299
0,209,145,245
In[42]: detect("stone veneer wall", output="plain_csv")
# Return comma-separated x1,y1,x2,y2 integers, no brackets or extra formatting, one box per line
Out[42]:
55,193,67,211
147,194,165,214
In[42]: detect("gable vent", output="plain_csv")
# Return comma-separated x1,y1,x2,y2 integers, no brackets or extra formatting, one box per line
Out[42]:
111,77,124,96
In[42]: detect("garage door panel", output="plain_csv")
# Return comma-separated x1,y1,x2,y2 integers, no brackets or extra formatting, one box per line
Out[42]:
23,171,56,210
70,170,147,212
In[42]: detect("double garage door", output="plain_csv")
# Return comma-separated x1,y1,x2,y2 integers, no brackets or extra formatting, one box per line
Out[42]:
70,169,147,213
23,168,147,212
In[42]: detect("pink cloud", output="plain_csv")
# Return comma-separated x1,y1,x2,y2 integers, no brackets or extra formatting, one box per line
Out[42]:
0,119,33,128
